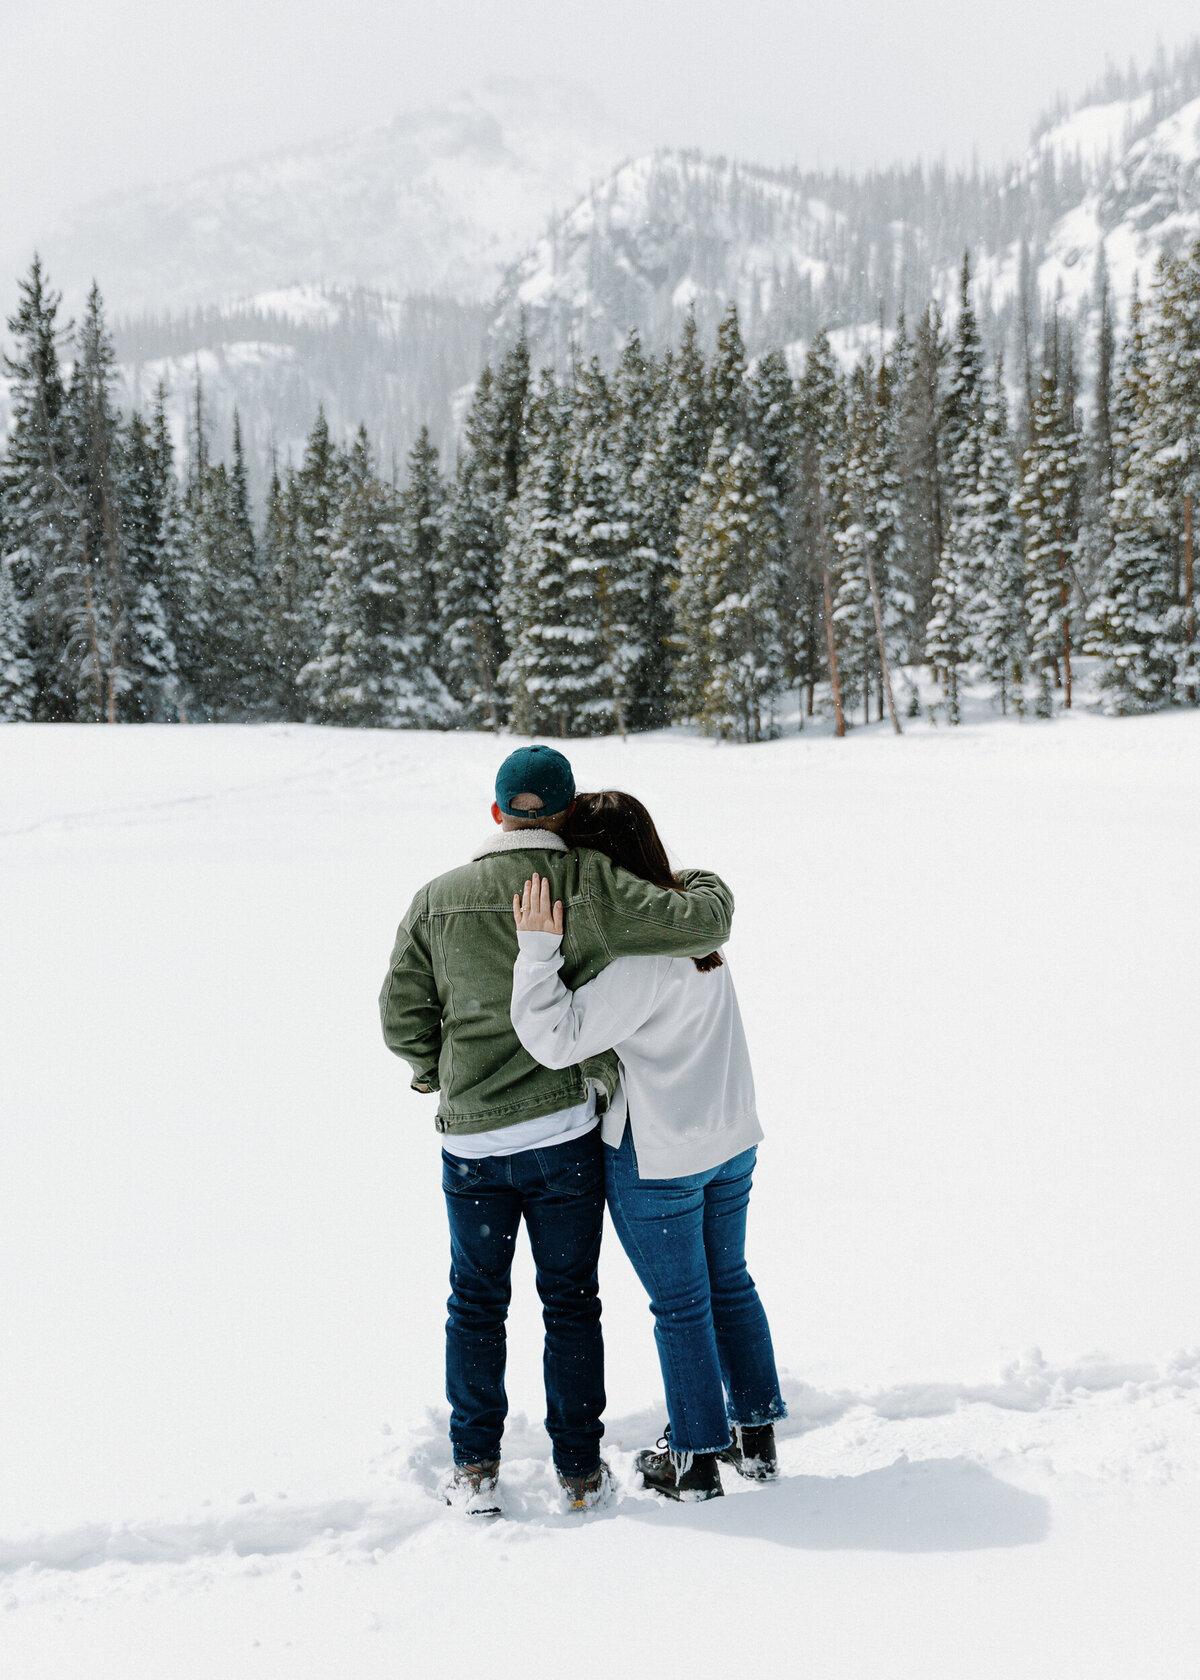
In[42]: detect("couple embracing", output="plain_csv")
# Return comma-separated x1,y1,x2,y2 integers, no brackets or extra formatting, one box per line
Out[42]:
380,745,785,1514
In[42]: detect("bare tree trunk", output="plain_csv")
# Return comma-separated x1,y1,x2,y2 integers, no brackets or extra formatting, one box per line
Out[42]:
866,552,903,736
1061,577,1072,709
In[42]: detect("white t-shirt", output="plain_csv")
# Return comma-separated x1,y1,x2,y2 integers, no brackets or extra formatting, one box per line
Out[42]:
441,1087,598,1160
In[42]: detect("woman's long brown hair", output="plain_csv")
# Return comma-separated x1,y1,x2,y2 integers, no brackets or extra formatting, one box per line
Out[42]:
564,791,723,972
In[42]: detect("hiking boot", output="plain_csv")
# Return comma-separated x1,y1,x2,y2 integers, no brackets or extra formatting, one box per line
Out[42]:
556,1459,614,1512
718,1423,779,1482
443,1460,501,1516
635,1434,723,1502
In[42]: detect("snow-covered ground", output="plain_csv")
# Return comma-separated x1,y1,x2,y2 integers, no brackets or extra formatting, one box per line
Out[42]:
2,700,1199,1678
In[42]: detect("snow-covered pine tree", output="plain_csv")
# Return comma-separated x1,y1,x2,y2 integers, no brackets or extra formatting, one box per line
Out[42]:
499,370,574,735
834,362,884,723
709,303,749,443
557,357,641,735
833,355,911,725
299,428,449,728
1088,245,1199,710
962,369,1026,712
62,283,136,722
0,257,74,718
1149,238,1200,702
877,332,920,670
493,328,531,506
1109,278,1148,493
942,254,986,501
1014,317,1084,708
122,405,180,720
438,367,509,728
674,438,785,742
637,311,711,719
611,331,671,728
792,330,848,725
925,258,986,722
673,423,732,727
1078,250,1118,601
898,301,949,633
259,457,306,718
395,426,447,697
179,406,269,717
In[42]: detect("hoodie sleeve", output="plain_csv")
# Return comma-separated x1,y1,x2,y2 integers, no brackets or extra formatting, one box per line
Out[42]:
511,932,667,1069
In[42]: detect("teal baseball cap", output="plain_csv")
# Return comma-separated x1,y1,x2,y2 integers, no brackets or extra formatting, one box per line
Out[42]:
495,745,576,818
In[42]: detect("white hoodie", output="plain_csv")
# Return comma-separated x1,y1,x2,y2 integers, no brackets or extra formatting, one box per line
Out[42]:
511,931,762,1179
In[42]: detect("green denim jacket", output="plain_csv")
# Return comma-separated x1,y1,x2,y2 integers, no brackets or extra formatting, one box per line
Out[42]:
378,827,734,1135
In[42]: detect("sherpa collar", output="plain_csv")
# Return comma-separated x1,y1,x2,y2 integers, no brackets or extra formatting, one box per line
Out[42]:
471,828,569,861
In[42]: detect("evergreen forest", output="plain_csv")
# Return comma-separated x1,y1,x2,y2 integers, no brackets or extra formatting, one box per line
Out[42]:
2,241,1199,739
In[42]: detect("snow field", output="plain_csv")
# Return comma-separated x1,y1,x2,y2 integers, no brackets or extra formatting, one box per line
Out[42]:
2,704,1199,1677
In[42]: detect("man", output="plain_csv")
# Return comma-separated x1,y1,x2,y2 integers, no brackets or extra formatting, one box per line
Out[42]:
379,744,733,1514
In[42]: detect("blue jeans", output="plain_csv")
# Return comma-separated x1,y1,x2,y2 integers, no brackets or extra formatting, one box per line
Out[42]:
441,1129,606,1477
605,1126,785,1454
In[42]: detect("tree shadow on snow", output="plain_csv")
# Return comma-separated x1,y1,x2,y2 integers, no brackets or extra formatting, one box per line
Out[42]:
622,1456,1049,1552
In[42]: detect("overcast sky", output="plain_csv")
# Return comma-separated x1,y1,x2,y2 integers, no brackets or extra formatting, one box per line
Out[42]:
3,0,1199,250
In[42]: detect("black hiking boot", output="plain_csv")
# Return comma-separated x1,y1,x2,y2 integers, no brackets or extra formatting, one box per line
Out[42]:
443,1460,501,1516
635,1433,723,1502
717,1423,779,1482
556,1459,614,1512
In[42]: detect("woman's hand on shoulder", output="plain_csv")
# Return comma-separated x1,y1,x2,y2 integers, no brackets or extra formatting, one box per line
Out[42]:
513,871,564,936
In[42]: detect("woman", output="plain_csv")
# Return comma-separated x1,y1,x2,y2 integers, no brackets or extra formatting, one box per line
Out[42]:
510,790,784,1501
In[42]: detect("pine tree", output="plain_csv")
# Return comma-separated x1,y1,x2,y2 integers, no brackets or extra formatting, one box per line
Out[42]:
1014,318,1084,707
637,312,711,720
674,439,784,741
709,303,749,442
299,429,449,727
834,357,911,724
941,253,985,499
957,369,1027,711
924,261,987,721
396,426,446,691
557,358,641,734
1150,238,1200,701
260,456,308,717
122,405,180,720
834,362,885,721
499,371,574,735
792,331,848,724
1078,250,1118,601
1087,245,1200,710
438,367,509,727
62,283,136,721
899,301,949,633
493,328,531,505
179,404,269,716
0,257,73,718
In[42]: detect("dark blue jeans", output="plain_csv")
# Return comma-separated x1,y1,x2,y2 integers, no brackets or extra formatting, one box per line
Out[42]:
441,1128,606,1477
605,1126,785,1454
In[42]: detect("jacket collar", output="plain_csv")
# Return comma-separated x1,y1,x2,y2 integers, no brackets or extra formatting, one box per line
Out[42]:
471,827,569,861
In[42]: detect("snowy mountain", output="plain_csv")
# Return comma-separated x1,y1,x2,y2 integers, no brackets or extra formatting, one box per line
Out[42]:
27,79,623,316
492,59,1200,370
